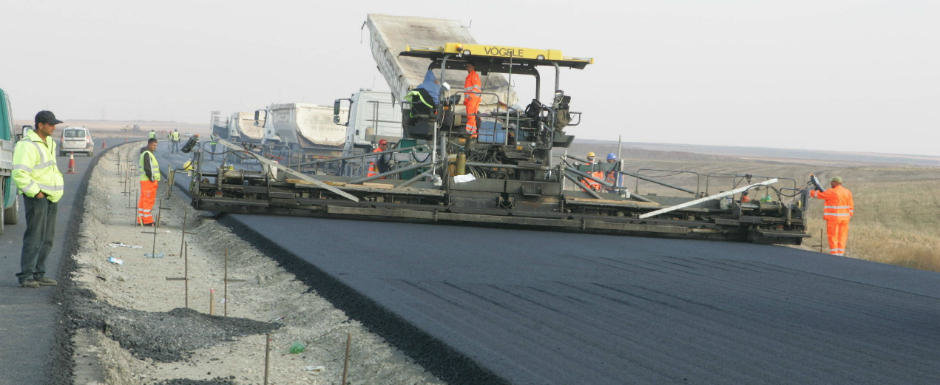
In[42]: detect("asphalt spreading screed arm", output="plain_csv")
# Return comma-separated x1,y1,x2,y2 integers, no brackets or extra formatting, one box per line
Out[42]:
639,178,778,219
212,137,360,203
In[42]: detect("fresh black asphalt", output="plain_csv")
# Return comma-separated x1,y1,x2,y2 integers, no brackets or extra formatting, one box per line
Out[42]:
157,147,940,385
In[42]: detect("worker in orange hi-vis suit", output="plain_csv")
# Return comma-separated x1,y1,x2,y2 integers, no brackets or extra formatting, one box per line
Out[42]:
809,176,854,256
463,62,482,138
137,138,161,226
366,139,388,177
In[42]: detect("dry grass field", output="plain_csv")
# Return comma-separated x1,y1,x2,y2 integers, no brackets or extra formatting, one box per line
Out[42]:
810,177,940,270
566,141,940,272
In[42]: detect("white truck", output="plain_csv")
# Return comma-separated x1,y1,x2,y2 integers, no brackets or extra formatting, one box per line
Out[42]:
210,110,231,139
333,89,402,154
0,88,21,233
228,112,263,144
253,103,349,159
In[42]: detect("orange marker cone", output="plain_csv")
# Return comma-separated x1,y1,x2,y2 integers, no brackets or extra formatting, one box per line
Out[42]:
67,153,76,174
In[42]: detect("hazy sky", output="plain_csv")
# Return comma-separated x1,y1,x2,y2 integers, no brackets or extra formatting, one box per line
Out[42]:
2,0,938,156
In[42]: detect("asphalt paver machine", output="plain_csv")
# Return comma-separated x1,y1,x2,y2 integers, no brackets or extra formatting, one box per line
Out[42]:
185,42,809,244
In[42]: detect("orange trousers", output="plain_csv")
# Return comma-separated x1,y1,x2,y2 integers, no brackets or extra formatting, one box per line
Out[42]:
137,180,158,225
825,218,850,256
464,95,480,136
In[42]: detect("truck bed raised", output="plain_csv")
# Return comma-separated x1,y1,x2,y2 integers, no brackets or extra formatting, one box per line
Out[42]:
366,14,517,107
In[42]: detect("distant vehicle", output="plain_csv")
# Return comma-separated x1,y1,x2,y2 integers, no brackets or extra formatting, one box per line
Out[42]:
228,112,263,144
0,88,21,232
59,126,95,157
210,110,230,139
15,125,32,142
254,103,349,158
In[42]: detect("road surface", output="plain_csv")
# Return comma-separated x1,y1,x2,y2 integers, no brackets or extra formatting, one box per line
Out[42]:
0,140,121,385
158,145,940,385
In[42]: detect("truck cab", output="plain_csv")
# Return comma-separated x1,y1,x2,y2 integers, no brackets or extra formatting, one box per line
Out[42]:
333,90,403,154
16,125,32,142
0,88,21,232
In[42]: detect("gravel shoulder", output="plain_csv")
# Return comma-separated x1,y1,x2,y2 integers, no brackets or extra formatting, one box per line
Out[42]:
67,143,443,385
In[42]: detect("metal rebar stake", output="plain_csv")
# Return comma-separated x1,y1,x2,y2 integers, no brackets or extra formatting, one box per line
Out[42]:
155,185,163,229
184,242,189,308
263,333,271,385
820,228,824,253
165,241,189,307
224,248,229,316
151,204,161,256
134,174,139,215
222,247,228,317
179,210,187,259
222,248,245,317
342,332,351,385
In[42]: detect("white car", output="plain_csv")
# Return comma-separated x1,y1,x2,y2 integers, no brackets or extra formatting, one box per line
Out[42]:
59,126,94,157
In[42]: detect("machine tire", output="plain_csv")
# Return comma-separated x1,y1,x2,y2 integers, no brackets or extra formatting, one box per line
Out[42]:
4,193,19,225
0,176,5,234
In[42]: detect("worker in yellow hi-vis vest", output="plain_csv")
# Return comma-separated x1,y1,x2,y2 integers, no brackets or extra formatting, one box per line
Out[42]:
169,129,181,153
137,138,161,226
12,111,65,288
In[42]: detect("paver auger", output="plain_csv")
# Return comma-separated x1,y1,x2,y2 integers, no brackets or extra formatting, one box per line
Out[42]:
184,43,810,244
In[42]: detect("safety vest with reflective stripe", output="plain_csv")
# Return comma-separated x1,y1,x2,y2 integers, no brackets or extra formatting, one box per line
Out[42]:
810,185,854,220
12,129,65,202
407,90,433,109
367,147,382,177
464,70,482,98
139,150,161,182
171,131,180,141
576,162,603,191
605,162,621,188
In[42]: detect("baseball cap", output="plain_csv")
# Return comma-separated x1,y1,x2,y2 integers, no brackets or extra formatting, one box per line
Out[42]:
378,139,388,145
830,176,843,183
35,110,63,125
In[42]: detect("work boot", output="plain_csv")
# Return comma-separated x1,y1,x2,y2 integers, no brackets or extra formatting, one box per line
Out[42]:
35,277,57,286
20,280,40,289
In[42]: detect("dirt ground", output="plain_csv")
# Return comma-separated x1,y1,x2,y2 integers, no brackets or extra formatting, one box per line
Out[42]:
68,143,443,385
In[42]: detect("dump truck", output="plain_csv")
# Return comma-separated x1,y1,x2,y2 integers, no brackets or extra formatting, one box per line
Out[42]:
365,14,516,109
210,111,264,144
0,88,21,233
182,30,810,244
228,112,264,144
210,111,230,139
251,103,351,159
